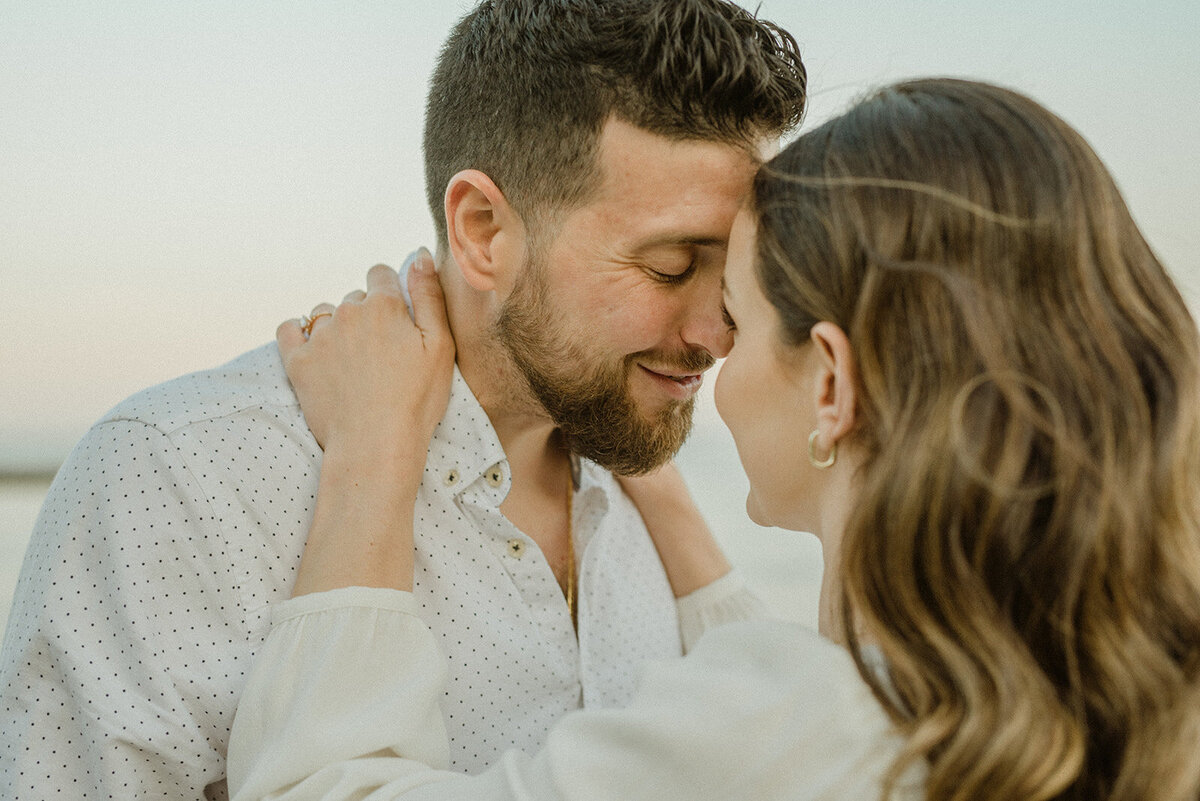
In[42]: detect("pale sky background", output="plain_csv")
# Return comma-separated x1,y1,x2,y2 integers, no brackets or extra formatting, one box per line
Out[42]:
3,0,1198,469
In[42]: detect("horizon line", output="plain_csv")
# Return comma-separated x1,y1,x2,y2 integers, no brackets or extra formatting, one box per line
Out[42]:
0,467,59,483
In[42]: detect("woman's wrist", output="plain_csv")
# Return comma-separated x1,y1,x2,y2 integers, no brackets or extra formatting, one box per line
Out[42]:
321,434,429,492
290,445,423,597
620,466,731,598
277,258,455,599
643,504,731,597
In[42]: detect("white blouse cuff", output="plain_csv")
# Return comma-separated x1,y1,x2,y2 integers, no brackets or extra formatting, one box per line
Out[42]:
675,570,773,653
270,585,421,625
230,585,451,799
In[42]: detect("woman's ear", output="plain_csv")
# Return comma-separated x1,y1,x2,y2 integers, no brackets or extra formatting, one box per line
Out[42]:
444,169,524,293
809,321,858,451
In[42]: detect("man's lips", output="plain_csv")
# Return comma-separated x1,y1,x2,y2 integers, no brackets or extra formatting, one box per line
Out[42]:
645,367,703,381
638,365,705,399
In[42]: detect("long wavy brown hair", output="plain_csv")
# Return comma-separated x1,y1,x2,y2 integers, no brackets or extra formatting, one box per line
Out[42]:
753,78,1200,800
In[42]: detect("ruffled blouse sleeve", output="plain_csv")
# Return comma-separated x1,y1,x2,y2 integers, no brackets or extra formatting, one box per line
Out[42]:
229,586,914,801
675,569,774,652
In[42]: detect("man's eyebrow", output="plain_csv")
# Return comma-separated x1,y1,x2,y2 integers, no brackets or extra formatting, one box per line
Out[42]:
635,234,727,250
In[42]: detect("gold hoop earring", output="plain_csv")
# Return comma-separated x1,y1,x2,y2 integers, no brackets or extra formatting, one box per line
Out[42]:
808,430,836,469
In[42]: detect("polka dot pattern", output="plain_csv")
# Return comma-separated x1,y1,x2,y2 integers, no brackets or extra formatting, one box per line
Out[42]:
0,343,681,797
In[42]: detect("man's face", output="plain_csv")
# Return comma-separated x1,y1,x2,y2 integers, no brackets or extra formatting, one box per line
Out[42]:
496,117,764,475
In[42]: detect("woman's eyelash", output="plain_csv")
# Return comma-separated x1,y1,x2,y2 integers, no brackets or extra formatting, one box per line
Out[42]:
721,304,737,331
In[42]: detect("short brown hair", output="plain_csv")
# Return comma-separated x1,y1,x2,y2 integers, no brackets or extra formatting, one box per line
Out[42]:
424,0,807,246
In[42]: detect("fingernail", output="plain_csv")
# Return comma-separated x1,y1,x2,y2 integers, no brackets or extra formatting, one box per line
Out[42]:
415,246,434,272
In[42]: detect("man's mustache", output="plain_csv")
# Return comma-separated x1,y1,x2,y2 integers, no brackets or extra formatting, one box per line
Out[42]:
631,348,716,375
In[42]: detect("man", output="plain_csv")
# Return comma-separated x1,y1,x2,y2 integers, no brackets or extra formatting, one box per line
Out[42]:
0,1,806,797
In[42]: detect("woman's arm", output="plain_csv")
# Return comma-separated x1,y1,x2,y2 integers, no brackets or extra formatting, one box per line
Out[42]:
277,254,455,596
620,466,774,650
617,464,731,598
228,590,899,800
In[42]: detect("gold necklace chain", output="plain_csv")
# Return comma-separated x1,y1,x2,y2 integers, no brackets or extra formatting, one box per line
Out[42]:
565,459,577,629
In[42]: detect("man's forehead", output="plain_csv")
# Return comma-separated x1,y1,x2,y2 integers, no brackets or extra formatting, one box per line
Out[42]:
591,146,755,243
593,118,761,192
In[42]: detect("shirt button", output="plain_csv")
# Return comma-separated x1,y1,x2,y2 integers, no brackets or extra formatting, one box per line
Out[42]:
443,469,460,487
485,466,505,488
506,538,526,558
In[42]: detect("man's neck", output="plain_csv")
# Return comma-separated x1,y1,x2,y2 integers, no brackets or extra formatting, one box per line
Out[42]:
437,255,578,599
441,262,567,489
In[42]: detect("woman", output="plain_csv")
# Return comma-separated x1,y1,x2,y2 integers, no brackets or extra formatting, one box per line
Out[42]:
227,79,1200,800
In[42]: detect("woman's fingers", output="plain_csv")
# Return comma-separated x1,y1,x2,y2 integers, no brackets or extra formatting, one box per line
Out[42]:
361,263,416,332
306,303,336,337
365,263,404,297
271,251,451,460
407,249,452,347
278,297,337,363
277,318,307,358
276,252,445,368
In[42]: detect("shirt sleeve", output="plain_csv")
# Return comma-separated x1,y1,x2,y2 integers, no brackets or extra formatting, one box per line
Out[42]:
674,569,773,652
0,419,251,800
228,588,908,801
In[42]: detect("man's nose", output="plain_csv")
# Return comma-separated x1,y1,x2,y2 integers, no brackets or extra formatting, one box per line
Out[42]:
679,273,734,359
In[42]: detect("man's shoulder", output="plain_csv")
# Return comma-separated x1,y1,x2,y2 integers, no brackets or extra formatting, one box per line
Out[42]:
99,342,298,436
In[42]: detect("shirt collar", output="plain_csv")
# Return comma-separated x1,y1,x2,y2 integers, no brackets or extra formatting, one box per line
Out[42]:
569,455,615,553
397,250,509,502
423,366,510,502
402,249,620,516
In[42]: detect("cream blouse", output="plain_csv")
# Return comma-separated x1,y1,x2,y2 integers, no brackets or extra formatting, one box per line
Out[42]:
228,579,919,800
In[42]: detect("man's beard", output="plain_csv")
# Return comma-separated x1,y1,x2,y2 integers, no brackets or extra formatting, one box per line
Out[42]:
494,254,713,476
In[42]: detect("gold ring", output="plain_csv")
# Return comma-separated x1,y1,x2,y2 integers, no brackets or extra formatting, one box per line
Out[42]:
300,312,332,338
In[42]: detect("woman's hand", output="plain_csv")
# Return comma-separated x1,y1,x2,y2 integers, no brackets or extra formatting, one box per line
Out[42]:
277,252,455,596
278,254,455,464
619,463,731,598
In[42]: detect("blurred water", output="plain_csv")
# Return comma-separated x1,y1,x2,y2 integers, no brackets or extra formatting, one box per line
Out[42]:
0,427,823,643
0,478,50,642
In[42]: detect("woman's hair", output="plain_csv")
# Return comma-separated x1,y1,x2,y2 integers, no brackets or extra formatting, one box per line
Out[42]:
753,78,1200,800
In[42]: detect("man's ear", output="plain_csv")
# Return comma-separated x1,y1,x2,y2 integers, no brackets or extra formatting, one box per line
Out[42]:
809,321,858,451
444,169,524,293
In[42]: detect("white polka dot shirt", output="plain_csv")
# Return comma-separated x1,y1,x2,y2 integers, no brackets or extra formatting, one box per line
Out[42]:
0,342,683,799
